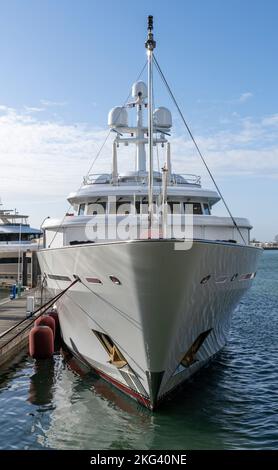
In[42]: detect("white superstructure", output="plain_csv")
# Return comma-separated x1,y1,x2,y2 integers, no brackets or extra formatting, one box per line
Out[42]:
0,202,41,287
38,17,261,409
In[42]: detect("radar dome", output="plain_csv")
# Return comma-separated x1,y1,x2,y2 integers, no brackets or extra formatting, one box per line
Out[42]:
153,107,172,129
132,81,147,99
108,107,128,128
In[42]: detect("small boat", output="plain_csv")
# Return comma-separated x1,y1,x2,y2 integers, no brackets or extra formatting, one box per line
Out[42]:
38,17,262,409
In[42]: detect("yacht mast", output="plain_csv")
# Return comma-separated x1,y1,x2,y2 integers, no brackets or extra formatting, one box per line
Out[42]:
145,15,156,232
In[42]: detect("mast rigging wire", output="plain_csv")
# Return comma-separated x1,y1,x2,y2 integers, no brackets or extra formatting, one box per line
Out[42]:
153,54,246,245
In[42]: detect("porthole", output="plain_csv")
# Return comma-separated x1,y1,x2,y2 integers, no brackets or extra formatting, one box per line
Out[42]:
109,275,121,285
200,275,211,285
239,272,256,281
215,275,228,284
48,274,71,281
86,277,102,284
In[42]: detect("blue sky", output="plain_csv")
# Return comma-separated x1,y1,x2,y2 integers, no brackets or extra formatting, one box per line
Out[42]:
0,0,277,240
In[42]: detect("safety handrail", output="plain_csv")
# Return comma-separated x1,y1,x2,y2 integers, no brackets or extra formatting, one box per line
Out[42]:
84,173,201,186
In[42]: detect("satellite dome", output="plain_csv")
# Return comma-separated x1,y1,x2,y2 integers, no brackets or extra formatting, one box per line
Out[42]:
153,107,172,128
132,81,148,99
108,107,128,128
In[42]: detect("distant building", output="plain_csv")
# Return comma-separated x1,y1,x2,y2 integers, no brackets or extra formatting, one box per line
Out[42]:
250,240,278,249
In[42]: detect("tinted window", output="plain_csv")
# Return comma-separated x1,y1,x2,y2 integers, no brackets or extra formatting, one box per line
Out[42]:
203,203,210,215
116,202,132,215
78,204,85,215
166,202,180,214
184,203,202,214
87,202,106,215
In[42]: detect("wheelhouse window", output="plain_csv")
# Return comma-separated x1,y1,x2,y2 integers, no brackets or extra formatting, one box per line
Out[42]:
109,200,131,214
0,233,38,242
183,202,203,215
87,201,107,215
116,201,132,215
203,203,211,215
136,200,149,214
136,199,179,215
78,204,86,216
167,201,181,214
135,201,141,214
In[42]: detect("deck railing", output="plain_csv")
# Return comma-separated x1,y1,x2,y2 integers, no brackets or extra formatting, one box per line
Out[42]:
84,173,201,186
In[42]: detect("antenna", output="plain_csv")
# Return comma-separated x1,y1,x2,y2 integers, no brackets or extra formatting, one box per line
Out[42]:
145,15,156,234
145,15,156,51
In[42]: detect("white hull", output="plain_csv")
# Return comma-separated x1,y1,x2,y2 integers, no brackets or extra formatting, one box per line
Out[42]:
38,240,261,408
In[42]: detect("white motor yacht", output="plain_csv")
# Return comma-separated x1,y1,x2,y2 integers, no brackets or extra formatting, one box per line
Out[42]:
0,201,41,288
38,17,262,409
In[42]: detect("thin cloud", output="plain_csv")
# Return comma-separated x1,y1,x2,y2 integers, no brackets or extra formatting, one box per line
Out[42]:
0,105,278,206
197,92,254,106
40,99,68,107
261,114,278,127
238,92,253,103
0,104,14,113
24,106,45,114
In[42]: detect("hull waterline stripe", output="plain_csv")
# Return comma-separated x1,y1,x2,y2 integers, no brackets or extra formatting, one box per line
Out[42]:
96,367,151,409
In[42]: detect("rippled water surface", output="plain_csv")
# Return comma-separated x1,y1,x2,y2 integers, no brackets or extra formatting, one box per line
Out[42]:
0,252,277,450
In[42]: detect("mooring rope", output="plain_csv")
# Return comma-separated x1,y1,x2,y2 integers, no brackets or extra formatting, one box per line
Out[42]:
0,278,79,348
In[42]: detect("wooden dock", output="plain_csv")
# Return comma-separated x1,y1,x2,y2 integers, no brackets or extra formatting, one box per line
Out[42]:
0,291,37,367
0,279,76,368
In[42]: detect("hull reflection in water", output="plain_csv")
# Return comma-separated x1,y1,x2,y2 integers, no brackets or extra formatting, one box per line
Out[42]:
35,353,153,450
28,359,56,406
61,347,150,416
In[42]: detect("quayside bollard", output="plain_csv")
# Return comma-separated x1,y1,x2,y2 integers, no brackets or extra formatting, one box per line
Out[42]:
26,296,34,318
